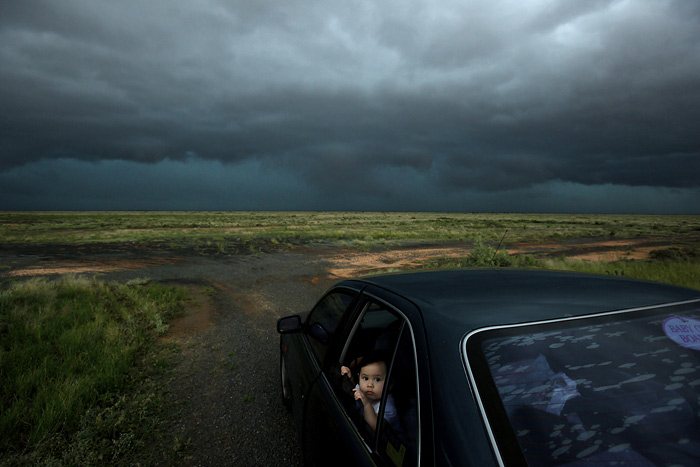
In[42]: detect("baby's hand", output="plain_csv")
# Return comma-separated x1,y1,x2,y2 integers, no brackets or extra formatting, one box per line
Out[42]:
340,366,351,377
353,388,368,406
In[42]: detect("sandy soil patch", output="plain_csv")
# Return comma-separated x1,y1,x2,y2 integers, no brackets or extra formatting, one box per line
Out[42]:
567,246,665,261
6,257,185,277
163,285,216,341
325,246,473,278
507,239,675,262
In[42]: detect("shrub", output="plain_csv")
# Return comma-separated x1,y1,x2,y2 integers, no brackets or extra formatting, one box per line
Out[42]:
462,240,512,267
649,246,700,262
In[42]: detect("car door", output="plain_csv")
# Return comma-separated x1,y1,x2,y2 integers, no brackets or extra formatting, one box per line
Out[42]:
281,287,359,445
304,296,421,467
300,289,371,466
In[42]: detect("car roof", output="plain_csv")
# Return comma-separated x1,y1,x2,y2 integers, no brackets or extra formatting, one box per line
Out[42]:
359,269,700,340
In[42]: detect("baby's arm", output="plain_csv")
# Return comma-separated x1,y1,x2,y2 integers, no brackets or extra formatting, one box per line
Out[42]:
340,365,354,383
354,389,378,431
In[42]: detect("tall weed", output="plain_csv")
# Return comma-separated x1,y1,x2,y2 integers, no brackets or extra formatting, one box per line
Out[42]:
461,240,513,267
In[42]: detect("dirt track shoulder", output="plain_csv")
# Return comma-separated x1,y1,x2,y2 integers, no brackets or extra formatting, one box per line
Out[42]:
118,251,338,466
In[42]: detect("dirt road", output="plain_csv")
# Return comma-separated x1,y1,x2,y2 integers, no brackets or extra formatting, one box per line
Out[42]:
104,248,344,466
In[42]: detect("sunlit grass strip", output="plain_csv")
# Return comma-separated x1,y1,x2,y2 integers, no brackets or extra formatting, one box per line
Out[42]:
0,276,186,458
539,257,700,291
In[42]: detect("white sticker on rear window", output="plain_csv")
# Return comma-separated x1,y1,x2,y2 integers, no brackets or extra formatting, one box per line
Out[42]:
663,316,700,350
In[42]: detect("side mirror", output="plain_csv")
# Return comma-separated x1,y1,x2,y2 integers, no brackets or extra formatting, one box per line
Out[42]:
278,315,302,334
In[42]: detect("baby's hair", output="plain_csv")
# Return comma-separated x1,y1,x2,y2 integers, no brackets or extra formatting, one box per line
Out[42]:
359,349,391,372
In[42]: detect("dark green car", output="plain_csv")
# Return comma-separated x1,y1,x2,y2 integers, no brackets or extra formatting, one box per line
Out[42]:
278,270,700,466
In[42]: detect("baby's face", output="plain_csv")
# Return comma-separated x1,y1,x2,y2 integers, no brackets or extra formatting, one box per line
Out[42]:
358,361,387,402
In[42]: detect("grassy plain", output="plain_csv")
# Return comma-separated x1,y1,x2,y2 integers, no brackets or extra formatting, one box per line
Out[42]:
2,211,699,246
2,211,699,288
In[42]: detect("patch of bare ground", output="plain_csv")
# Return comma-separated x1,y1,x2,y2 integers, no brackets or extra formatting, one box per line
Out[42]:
162,285,215,342
6,257,187,277
506,238,679,262
324,246,473,278
321,239,680,278
1,237,679,280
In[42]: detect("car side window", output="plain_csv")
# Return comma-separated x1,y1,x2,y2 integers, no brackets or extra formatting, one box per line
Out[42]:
305,290,356,365
330,301,419,467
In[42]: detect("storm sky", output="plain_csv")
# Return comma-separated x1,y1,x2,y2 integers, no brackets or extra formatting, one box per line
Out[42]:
1,0,699,213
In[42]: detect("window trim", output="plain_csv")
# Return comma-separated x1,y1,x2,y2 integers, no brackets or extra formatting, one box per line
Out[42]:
461,297,700,467
325,292,422,466
339,300,374,366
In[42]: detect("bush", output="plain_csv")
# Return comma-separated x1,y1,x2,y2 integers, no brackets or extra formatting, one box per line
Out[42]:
649,246,700,262
462,240,512,267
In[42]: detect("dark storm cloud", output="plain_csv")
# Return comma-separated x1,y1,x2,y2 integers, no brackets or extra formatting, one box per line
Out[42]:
1,0,699,211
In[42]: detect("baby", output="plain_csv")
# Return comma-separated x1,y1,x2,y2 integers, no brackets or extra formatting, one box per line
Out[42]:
341,350,398,432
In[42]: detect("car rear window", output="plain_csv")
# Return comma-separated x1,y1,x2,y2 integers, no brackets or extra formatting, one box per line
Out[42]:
464,299,700,466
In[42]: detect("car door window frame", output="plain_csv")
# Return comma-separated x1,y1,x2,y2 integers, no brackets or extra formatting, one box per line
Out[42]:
328,295,421,466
